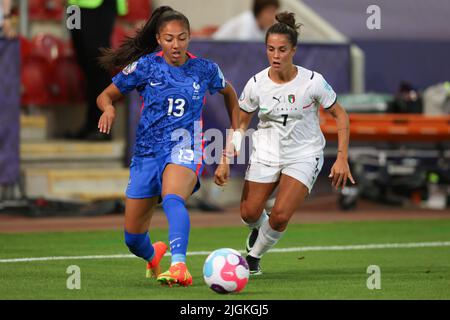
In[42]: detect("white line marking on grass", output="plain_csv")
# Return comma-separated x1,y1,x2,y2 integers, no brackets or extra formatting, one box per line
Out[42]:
0,254,135,263
1,241,450,263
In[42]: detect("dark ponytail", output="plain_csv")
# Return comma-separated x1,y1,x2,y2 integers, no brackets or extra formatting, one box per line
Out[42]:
99,6,190,71
266,11,303,47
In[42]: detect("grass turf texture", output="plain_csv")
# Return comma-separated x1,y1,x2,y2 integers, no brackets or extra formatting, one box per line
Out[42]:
0,219,449,299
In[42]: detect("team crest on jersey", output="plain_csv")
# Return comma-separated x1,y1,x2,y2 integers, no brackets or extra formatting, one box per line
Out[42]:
192,81,201,100
122,61,138,75
288,94,296,104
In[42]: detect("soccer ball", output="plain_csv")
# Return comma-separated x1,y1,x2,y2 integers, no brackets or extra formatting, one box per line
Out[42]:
203,248,249,294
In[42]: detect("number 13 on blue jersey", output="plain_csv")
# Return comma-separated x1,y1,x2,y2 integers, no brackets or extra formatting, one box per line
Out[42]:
167,98,186,117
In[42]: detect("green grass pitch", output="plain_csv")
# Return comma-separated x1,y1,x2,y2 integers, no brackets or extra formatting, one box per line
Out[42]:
0,219,449,300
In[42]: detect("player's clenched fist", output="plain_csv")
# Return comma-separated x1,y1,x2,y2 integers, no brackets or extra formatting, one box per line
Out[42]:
214,162,230,186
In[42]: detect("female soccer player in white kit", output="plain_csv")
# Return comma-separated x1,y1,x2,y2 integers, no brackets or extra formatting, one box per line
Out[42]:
215,12,355,275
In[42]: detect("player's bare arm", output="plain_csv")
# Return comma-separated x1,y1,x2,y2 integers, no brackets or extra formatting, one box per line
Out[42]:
325,102,355,190
219,81,240,132
220,81,244,155
215,81,243,186
239,108,256,132
96,83,123,134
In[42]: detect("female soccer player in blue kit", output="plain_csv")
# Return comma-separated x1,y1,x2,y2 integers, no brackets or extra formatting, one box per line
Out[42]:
96,6,241,287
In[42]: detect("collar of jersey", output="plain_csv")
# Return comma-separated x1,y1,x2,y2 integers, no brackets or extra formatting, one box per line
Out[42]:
266,66,301,86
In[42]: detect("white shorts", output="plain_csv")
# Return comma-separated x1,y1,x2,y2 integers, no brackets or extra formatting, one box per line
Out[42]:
245,155,324,193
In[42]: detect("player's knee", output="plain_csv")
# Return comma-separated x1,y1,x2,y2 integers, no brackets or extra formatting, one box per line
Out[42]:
269,210,290,232
240,202,260,224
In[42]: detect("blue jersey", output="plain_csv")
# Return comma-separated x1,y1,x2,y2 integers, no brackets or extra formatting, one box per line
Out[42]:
113,51,226,158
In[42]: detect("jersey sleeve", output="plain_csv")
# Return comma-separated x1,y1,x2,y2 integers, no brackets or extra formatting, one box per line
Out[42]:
207,62,227,95
112,59,147,94
310,72,337,109
239,77,259,113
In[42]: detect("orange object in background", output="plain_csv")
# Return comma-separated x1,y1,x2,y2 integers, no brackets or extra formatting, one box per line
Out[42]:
320,110,450,142
191,25,219,39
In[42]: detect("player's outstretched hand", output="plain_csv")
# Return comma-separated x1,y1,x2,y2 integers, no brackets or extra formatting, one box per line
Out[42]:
98,106,116,135
214,163,230,186
328,158,355,190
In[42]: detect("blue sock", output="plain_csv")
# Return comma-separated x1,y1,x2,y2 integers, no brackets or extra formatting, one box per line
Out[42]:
124,230,155,262
162,194,190,264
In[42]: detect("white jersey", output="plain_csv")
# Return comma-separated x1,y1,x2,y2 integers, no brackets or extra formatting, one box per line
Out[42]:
212,11,265,41
239,66,337,165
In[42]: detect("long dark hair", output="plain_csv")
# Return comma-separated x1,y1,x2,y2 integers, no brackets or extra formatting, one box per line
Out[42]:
265,11,302,47
99,6,190,71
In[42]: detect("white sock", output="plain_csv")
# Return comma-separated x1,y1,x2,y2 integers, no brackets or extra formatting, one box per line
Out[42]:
241,209,269,229
249,219,284,259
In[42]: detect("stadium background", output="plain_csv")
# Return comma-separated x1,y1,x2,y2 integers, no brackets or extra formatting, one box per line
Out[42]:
0,0,449,300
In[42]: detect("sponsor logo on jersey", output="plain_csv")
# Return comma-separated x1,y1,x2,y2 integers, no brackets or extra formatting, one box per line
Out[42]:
288,94,296,104
122,61,138,75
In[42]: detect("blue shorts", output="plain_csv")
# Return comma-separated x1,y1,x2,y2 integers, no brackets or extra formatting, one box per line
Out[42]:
125,152,205,200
